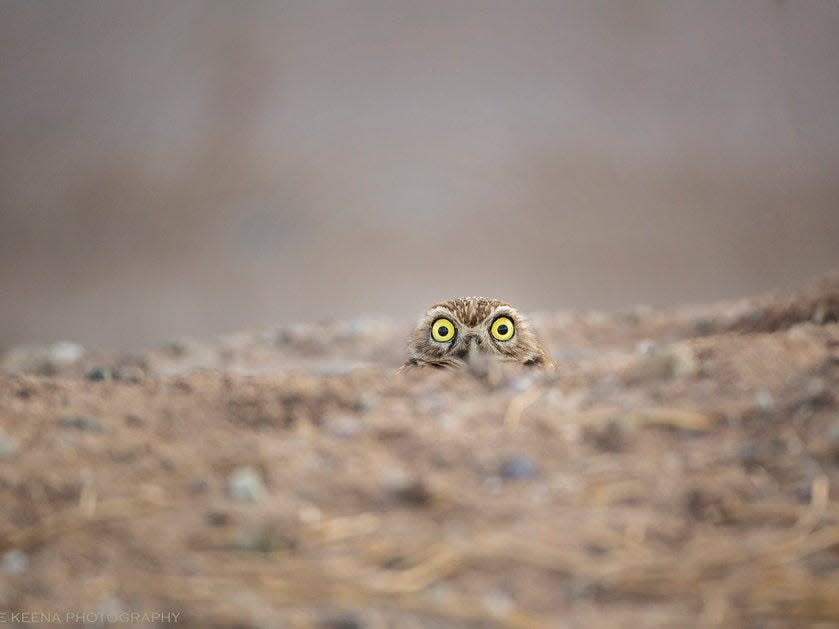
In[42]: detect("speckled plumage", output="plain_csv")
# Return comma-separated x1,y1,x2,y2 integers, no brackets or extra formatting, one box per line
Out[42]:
399,297,554,372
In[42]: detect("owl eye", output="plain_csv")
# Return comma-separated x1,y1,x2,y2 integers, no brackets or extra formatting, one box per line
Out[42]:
431,318,456,342
491,316,515,341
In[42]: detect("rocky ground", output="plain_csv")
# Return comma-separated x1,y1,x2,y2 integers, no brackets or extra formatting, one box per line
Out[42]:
2,274,839,628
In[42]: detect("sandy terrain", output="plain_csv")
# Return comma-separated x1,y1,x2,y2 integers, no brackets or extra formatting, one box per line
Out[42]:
2,274,839,628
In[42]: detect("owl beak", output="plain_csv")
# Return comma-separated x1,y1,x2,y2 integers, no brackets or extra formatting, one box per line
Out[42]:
466,335,480,361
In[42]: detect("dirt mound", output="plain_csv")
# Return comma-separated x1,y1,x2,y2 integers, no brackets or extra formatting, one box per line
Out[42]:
2,274,839,627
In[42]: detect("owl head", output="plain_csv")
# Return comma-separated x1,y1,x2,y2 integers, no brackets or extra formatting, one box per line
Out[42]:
399,297,554,371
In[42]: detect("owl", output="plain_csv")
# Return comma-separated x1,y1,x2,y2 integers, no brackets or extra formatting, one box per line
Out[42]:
399,297,554,371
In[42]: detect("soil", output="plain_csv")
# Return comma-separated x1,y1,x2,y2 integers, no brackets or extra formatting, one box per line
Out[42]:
2,274,839,628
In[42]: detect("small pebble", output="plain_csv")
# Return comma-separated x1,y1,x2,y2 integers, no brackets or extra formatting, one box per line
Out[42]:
58,415,103,433
797,379,833,408
48,341,85,366
812,301,829,324
359,392,378,413
482,589,514,617
326,416,363,439
228,466,264,502
2,549,28,575
340,319,366,339
747,309,766,325
381,468,433,505
559,423,581,443
624,344,697,382
671,345,699,377
794,484,812,504
499,455,538,481
0,430,19,458
437,413,460,431
755,390,774,414
114,365,144,383
725,412,743,428
508,375,536,393
86,366,110,381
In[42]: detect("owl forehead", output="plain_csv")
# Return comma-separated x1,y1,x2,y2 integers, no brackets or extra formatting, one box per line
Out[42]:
432,297,509,327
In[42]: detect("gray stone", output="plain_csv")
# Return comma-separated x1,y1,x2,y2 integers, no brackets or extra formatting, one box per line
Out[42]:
381,468,432,506
0,430,19,458
228,466,264,502
326,416,363,439
86,366,110,381
359,393,378,413
49,341,85,366
755,390,774,414
499,455,538,481
2,549,28,575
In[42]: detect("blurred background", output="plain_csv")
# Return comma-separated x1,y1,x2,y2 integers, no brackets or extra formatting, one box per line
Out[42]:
1,1,838,350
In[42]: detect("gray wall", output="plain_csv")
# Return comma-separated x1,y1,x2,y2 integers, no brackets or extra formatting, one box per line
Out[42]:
2,2,838,349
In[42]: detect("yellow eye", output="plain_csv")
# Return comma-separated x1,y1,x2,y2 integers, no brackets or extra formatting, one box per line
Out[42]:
491,316,515,341
431,318,456,342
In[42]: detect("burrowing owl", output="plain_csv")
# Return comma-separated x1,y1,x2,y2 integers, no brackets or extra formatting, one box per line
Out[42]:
399,297,554,371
